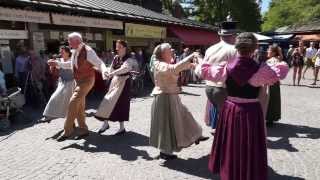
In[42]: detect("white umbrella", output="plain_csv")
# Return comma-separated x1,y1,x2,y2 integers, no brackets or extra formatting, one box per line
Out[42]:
253,33,272,41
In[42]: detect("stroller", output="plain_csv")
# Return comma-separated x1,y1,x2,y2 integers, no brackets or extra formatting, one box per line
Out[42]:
0,87,25,131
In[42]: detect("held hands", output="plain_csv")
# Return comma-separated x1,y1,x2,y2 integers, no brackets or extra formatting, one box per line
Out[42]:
47,59,58,67
192,52,202,64
103,71,113,79
188,63,197,69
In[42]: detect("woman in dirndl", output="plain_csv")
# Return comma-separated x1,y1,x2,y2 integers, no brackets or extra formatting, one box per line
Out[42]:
95,40,138,135
150,43,208,160
41,46,74,122
266,44,284,126
202,32,289,180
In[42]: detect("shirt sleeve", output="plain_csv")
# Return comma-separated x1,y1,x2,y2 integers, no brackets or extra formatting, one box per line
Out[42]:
109,58,136,76
56,61,72,69
248,62,289,87
154,54,194,75
200,62,227,82
86,48,108,79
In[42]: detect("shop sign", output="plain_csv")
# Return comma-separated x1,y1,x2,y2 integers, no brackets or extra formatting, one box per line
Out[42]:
125,23,166,39
0,29,28,39
0,7,50,24
0,40,9,44
52,14,123,30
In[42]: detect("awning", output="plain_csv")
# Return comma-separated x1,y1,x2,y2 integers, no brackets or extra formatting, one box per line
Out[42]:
253,33,272,41
295,34,320,41
272,34,294,40
168,27,219,46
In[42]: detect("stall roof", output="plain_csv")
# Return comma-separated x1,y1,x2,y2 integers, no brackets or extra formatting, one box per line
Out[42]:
12,0,217,30
295,34,320,41
253,33,272,41
275,19,320,34
168,26,219,46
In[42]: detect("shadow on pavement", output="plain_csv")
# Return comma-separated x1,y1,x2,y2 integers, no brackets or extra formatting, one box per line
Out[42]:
60,131,153,161
161,156,305,180
0,106,42,137
162,155,216,179
267,123,320,152
179,91,201,96
268,167,305,180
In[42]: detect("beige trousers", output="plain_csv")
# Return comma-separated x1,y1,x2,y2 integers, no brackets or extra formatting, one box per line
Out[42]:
63,77,95,136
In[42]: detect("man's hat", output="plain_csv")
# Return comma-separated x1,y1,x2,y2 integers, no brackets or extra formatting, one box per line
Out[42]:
218,21,238,36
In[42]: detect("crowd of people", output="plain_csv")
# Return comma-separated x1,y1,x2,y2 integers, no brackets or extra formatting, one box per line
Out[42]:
287,41,320,85
30,26,290,180
0,19,296,179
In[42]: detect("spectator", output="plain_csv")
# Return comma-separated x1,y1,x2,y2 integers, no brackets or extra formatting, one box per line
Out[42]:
15,51,29,92
303,42,317,79
0,63,7,95
287,44,294,66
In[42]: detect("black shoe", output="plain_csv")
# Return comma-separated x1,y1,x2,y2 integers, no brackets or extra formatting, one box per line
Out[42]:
38,117,54,123
160,152,177,160
94,115,108,122
115,129,126,136
266,121,275,127
195,136,209,145
57,135,70,142
98,123,110,134
74,133,89,140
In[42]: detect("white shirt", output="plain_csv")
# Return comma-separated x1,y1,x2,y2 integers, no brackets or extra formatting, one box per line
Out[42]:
305,47,317,59
57,43,108,79
196,40,237,87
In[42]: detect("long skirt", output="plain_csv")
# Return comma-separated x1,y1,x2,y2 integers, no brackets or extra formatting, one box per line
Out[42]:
150,94,202,153
204,100,218,129
43,80,75,118
266,81,281,123
208,99,268,180
108,79,131,122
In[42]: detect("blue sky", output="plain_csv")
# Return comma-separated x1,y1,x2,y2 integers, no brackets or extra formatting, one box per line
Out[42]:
261,0,271,13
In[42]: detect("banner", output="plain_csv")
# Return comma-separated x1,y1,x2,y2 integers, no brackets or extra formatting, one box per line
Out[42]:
0,7,50,24
125,23,166,39
52,14,123,30
0,30,28,39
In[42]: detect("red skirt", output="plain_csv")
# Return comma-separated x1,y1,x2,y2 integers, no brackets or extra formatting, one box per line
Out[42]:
209,99,268,180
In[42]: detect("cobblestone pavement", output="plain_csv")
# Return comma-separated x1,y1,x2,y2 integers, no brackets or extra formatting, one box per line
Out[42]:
0,70,319,180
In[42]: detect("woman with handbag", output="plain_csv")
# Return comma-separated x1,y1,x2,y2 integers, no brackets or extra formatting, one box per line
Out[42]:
40,46,74,122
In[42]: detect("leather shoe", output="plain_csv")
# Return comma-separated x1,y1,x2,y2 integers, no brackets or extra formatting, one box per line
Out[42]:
74,133,89,140
98,123,110,134
115,129,126,136
57,135,70,142
160,152,177,160
195,136,209,145
94,115,108,122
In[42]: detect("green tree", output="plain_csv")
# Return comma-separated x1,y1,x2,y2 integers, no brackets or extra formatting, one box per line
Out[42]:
262,0,320,31
183,0,262,31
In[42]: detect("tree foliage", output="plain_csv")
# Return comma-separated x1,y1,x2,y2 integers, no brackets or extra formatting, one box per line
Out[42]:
182,0,262,31
262,0,320,31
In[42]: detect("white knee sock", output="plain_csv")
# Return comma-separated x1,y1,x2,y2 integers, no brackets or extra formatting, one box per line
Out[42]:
101,120,109,129
119,122,125,131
